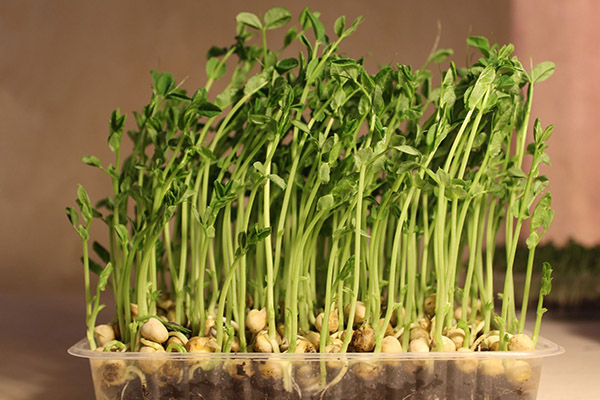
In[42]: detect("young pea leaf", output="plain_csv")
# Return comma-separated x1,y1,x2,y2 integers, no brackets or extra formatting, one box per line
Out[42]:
197,100,222,118
291,120,310,133
108,109,125,153
299,33,313,55
317,194,334,211
343,16,362,37
436,168,451,186
306,11,326,42
236,12,262,30
531,193,554,232
77,185,93,224
206,57,227,80
268,174,287,190
334,255,355,287
206,45,228,58
66,206,79,227
427,49,453,64
507,167,527,179
531,61,555,83
540,262,553,296
76,226,90,241
526,231,540,249
467,36,491,58
275,57,299,73
394,145,421,157
155,72,175,96
283,26,297,47
114,224,129,246
98,262,113,291
264,7,291,30
319,163,331,184
467,65,495,110
110,108,126,134
334,16,346,37
82,155,101,168
354,147,373,169
244,74,268,95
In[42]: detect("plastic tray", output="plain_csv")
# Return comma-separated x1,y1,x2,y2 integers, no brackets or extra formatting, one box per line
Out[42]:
68,336,563,400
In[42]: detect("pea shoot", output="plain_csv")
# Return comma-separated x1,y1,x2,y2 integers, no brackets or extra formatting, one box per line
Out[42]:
68,6,555,369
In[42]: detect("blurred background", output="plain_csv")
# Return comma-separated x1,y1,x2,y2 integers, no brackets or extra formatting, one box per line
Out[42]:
1,1,599,399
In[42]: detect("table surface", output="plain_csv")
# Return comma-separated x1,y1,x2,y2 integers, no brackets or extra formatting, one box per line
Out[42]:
1,291,598,400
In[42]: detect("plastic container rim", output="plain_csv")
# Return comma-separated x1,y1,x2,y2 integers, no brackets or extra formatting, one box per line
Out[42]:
68,335,564,361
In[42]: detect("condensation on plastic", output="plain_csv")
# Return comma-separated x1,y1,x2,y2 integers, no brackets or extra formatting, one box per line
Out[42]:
69,336,563,400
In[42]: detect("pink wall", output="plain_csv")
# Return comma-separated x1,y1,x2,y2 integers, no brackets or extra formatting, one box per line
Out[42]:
511,0,600,246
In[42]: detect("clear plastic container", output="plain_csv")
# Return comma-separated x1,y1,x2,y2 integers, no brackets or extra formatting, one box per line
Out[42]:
68,336,563,400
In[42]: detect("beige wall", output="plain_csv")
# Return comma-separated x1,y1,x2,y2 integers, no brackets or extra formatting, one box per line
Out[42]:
2,0,512,293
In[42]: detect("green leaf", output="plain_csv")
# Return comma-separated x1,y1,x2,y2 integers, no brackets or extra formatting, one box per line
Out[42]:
82,156,101,168
283,26,297,47
394,145,421,157
467,36,490,58
268,174,287,190
354,147,373,169
77,185,93,224
98,262,113,291
206,57,227,80
317,194,334,211
155,72,175,96
531,61,555,83
108,109,125,153
526,231,540,249
291,120,310,133
427,49,453,64
319,163,330,184
343,16,362,37
334,16,346,37
206,46,228,58
507,167,527,179
253,161,265,174
110,108,126,134
244,74,268,95
275,57,299,73
436,168,450,186
307,11,325,42
467,65,495,110
236,12,262,30
65,206,79,227
334,255,355,287
264,7,291,30
114,224,129,246
76,226,90,241
540,262,553,296
197,100,222,118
